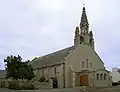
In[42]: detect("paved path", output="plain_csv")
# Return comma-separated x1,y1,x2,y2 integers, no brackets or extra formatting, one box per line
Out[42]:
0,88,84,92
0,86,120,92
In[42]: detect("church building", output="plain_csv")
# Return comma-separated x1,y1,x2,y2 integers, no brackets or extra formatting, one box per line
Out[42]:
30,6,112,88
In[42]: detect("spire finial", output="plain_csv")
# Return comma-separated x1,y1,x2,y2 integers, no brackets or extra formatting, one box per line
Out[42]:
80,0,85,7
80,2,89,33
83,3,85,7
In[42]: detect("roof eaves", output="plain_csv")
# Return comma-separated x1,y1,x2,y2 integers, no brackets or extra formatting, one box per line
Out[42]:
35,61,65,70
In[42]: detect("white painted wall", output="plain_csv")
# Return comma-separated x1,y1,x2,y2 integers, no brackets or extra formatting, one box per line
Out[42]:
110,67,120,82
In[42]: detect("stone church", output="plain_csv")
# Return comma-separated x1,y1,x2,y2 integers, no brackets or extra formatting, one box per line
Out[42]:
30,7,112,88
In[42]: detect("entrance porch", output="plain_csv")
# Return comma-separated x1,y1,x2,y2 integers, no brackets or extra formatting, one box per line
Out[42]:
73,70,95,87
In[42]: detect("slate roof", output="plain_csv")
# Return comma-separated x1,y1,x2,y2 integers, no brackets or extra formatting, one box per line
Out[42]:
31,46,75,69
0,70,6,79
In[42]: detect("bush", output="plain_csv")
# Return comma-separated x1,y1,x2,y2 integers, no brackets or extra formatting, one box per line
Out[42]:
0,81,6,88
8,80,20,90
39,76,45,82
23,81,36,90
8,80,37,90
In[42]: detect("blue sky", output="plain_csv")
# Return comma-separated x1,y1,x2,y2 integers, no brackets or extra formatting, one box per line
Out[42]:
0,0,120,71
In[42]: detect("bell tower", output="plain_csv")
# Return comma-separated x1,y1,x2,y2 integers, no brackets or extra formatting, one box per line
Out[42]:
74,6,94,49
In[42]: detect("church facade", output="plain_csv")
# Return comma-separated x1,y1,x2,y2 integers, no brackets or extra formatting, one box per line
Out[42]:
30,7,112,88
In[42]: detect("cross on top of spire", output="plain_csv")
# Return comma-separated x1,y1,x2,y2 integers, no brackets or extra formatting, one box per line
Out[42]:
83,3,85,6
80,5,89,33
83,3,85,10
80,0,85,7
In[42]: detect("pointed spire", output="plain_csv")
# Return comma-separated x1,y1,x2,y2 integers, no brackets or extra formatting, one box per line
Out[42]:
75,27,79,36
80,6,89,32
89,31,93,37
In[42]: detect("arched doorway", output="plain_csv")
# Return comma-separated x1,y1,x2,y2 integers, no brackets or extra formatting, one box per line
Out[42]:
80,36,84,44
52,78,58,88
80,75,89,86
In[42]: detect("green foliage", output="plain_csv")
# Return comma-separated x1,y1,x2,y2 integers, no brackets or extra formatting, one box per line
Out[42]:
23,81,36,90
4,55,22,80
39,76,45,82
4,55,35,80
0,81,6,88
22,61,35,80
8,80,36,90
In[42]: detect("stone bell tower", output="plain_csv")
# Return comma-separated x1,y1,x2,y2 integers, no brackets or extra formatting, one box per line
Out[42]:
74,7,94,49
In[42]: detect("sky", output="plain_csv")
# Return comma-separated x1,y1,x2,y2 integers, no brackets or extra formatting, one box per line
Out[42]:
0,0,120,71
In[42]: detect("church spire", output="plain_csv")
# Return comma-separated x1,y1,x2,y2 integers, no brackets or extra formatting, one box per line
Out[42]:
74,5,94,49
80,6,89,33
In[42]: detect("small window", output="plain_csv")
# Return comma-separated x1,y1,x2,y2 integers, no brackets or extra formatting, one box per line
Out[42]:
96,73,99,80
90,62,92,68
54,67,57,75
82,61,84,68
42,69,44,76
86,60,88,68
110,76,112,80
100,74,103,80
104,74,107,80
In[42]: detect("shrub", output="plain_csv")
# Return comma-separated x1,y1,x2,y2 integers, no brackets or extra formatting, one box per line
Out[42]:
23,81,36,90
8,80,37,90
8,80,20,90
39,76,45,82
0,81,6,88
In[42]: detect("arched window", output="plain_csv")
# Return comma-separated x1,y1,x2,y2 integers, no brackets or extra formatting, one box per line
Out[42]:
100,74,103,80
80,36,84,44
96,73,99,80
82,61,84,68
104,74,107,80
90,62,92,68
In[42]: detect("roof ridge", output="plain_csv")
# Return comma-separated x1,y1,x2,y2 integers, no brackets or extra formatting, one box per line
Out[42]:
31,46,75,69
38,46,74,58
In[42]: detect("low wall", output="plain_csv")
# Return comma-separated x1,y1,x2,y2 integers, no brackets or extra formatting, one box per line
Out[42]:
0,80,52,89
39,82,51,89
94,80,112,87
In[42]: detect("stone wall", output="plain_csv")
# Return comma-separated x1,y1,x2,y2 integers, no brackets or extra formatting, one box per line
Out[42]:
39,82,51,89
0,80,52,89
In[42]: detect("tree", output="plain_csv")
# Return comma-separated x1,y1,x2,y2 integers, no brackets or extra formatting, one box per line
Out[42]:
21,61,35,80
4,55,22,79
4,55,35,80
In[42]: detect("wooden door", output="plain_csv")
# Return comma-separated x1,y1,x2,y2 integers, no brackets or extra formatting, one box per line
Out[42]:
80,75,88,86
